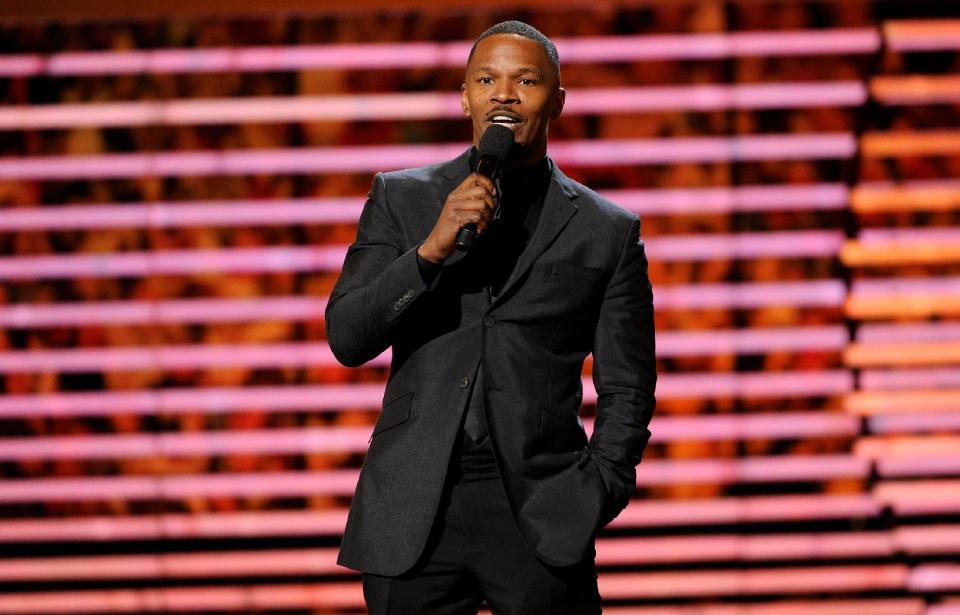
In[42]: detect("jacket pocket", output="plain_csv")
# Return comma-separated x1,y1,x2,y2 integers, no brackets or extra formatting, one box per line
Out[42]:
370,391,413,440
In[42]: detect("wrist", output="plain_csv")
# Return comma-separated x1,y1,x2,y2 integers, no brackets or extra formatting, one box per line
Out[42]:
417,240,446,265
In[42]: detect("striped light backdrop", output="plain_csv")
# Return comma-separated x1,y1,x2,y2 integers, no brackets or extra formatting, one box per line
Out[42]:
1,3,959,614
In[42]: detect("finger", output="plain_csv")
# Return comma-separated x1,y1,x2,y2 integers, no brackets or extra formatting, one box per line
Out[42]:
471,173,496,195
453,198,496,219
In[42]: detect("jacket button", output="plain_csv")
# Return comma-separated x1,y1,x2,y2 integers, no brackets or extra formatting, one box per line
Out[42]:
484,317,495,327
457,377,470,389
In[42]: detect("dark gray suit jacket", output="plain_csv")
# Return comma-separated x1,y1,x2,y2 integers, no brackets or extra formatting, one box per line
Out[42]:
327,148,656,576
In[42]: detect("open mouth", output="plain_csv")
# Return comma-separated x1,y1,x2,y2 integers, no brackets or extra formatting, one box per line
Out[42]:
487,112,523,130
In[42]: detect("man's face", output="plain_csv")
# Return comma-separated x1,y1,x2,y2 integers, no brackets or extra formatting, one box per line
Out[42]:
461,33,565,166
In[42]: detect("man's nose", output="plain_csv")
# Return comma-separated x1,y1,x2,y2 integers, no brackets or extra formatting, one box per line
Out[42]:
491,82,519,103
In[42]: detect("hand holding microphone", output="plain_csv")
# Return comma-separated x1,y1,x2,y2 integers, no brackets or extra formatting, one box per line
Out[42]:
417,124,514,264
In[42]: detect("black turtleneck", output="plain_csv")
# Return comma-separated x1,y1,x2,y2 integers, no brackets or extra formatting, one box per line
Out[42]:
416,148,552,479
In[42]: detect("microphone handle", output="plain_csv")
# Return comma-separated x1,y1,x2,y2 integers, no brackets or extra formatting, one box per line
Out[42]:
455,155,500,252
454,223,477,251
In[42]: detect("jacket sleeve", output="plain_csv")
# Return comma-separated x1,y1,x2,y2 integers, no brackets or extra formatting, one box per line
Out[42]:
325,172,439,367
588,215,657,525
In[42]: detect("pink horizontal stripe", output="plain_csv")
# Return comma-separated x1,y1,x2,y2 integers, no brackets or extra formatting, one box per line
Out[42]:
878,456,960,478
0,370,850,419
855,436,960,459
0,198,362,231
554,134,854,166
599,566,906,598
0,134,856,180
873,480,960,515
635,454,867,485
0,584,919,614
0,230,841,280
888,32,960,52
896,526,960,555
598,532,894,565
0,342,390,373
1,530,928,582
657,325,848,355
0,411,857,460
0,384,387,418
0,316,848,348
869,412,960,433
0,184,847,232
603,601,923,615
647,230,843,261
650,411,857,441
611,494,878,527
0,55,42,76
858,322,960,343
0,246,346,279
0,82,865,130
0,493,878,542
0,281,846,330
0,296,327,327
0,427,373,460
852,276,960,297
0,470,361,502
0,454,868,502
860,368,960,390
860,226,960,243
603,184,848,215
0,583,363,613
654,370,852,398
0,30,879,78
655,279,846,308
909,564,960,592
0,510,350,542
0,549,345,581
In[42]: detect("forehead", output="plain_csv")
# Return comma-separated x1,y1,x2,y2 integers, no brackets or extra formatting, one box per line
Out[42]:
467,33,551,73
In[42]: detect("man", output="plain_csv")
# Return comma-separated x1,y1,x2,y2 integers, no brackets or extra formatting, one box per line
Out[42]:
326,20,656,614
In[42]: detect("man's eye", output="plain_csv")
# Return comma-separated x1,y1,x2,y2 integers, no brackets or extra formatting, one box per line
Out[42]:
479,77,494,84
519,78,537,85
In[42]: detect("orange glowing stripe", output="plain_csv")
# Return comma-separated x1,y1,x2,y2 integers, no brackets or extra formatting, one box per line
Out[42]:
845,341,960,367
851,185,960,212
845,390,960,415
846,294,960,319
871,75,960,104
840,240,960,266
855,435,960,459
884,19,960,40
861,131,960,157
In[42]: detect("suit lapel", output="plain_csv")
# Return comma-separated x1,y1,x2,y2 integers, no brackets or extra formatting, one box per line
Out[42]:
491,161,579,306
438,148,473,206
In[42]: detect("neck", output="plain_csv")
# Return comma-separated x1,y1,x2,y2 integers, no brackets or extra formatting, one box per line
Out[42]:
505,142,547,171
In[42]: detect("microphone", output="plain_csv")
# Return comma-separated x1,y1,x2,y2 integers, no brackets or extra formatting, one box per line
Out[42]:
454,124,514,251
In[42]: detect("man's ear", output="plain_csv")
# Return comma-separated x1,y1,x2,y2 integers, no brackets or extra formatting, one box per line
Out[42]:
461,83,471,117
551,87,566,120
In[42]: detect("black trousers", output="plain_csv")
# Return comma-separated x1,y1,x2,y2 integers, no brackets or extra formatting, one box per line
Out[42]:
362,474,602,614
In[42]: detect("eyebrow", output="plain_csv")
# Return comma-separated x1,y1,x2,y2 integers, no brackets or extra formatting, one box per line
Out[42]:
474,65,544,77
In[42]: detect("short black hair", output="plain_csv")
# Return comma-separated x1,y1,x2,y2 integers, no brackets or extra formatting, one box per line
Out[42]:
467,20,561,85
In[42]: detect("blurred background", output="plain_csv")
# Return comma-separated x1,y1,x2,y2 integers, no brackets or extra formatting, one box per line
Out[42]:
1,0,959,613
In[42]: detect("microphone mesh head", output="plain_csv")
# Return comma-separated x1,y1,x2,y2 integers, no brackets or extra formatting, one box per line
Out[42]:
478,124,515,163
